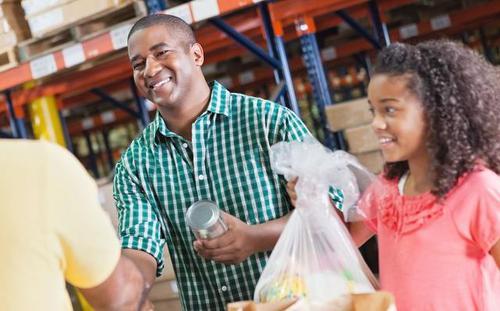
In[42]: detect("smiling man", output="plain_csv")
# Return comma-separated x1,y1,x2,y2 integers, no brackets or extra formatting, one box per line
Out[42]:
113,14,343,310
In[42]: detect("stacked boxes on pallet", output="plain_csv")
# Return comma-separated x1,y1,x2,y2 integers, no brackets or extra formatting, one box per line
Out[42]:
22,0,129,38
150,248,182,311
325,97,385,174
0,0,30,70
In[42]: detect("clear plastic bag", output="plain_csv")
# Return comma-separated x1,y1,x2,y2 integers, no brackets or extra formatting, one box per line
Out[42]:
254,138,378,306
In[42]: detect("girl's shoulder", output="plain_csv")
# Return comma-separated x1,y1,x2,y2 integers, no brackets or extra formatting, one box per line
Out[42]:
452,166,500,196
449,167,500,253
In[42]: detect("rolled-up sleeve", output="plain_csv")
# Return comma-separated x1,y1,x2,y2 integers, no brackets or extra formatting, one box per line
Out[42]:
113,156,165,276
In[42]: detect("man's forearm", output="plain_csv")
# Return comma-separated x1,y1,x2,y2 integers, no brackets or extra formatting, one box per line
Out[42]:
80,255,145,311
122,249,158,292
250,212,292,252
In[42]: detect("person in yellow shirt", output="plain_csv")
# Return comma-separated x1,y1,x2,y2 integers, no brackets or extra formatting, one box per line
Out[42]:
0,139,147,310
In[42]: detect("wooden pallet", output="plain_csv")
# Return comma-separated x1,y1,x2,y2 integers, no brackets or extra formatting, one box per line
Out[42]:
0,47,18,72
74,1,147,40
17,29,75,63
16,0,146,62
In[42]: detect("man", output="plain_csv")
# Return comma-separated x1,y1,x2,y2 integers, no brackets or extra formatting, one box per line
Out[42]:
0,139,147,310
114,14,343,310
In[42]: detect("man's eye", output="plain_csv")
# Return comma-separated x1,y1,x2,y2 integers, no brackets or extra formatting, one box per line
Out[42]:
133,63,144,70
157,50,169,58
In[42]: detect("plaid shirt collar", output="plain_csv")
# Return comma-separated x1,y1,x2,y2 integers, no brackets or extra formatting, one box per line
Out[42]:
149,80,231,143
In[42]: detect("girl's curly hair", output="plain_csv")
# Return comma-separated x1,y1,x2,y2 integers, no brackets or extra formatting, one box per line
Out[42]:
373,39,500,197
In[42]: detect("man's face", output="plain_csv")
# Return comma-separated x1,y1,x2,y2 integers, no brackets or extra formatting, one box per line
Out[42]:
128,24,202,108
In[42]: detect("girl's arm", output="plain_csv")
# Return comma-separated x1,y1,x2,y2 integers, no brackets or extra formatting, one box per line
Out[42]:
348,221,375,247
490,239,500,268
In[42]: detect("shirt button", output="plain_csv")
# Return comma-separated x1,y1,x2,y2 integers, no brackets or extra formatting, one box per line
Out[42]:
221,285,228,292
182,143,189,148
198,175,205,180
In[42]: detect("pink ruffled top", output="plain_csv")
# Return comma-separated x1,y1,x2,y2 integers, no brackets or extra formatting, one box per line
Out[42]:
359,168,500,311
372,176,441,235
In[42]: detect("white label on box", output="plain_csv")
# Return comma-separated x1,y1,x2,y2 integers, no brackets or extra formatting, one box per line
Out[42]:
190,0,220,22
100,111,116,124
321,47,337,61
399,23,418,39
62,43,85,68
218,76,233,88
164,3,193,24
238,71,255,85
110,23,134,50
22,0,64,16
30,54,57,79
82,118,94,130
61,109,70,117
170,281,179,293
29,8,64,35
430,14,451,31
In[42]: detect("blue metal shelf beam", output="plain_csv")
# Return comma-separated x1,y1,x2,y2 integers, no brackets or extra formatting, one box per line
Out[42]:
130,79,151,128
144,0,167,14
59,111,73,152
209,17,283,70
336,9,382,50
368,0,390,48
5,90,27,138
299,33,343,150
91,88,140,118
209,7,301,117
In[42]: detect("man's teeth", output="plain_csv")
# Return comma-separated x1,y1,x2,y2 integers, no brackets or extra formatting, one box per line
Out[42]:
152,78,171,89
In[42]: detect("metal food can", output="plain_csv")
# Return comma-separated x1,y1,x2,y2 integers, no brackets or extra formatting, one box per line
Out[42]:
186,200,228,239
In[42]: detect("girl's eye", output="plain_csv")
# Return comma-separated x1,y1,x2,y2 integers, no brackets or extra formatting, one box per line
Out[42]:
385,107,396,115
368,106,375,115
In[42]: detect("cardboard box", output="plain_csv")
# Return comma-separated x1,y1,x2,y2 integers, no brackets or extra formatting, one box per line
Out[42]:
149,279,179,301
0,2,30,44
153,298,182,311
157,247,176,281
355,150,384,174
344,124,380,154
27,0,125,37
228,292,395,311
325,98,372,131
21,0,73,17
0,30,19,46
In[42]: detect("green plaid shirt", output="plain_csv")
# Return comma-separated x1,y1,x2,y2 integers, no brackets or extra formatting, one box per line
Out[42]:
113,81,343,310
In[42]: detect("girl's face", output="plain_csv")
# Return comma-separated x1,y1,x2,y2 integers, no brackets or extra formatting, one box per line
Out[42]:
367,74,428,163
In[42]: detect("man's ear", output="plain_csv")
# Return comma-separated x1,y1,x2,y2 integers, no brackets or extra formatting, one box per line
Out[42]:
191,42,204,66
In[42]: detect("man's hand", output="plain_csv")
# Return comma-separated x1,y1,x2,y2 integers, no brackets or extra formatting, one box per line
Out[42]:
286,177,298,207
193,212,257,265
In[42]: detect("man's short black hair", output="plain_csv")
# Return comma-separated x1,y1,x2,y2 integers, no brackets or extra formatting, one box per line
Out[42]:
127,14,196,49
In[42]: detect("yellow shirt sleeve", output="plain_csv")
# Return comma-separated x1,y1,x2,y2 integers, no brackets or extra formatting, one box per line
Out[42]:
45,143,120,289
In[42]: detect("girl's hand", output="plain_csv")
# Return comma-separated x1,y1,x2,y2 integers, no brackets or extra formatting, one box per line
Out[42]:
490,239,500,268
286,177,298,207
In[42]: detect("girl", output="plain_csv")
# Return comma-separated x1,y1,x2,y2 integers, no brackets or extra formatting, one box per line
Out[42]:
288,40,500,310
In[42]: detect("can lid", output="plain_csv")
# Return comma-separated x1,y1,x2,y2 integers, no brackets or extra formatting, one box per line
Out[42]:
186,200,220,230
